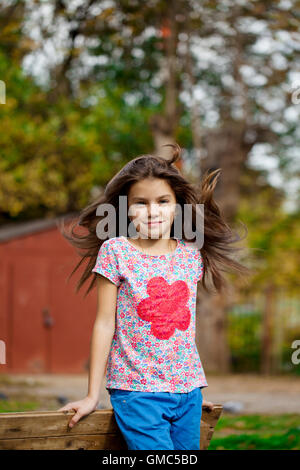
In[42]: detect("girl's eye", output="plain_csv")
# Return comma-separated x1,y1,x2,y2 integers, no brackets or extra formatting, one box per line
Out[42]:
135,200,169,204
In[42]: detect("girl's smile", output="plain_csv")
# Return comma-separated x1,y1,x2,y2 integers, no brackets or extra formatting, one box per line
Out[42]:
146,220,163,226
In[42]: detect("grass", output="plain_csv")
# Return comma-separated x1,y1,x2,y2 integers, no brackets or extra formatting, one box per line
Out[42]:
209,413,300,450
0,399,41,413
0,395,60,413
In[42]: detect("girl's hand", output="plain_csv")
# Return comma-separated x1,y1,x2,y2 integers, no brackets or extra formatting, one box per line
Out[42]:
57,396,99,428
202,399,214,411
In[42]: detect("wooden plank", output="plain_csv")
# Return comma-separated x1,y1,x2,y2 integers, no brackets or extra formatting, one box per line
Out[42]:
0,409,119,439
0,434,127,450
199,422,215,450
0,405,223,450
201,404,223,428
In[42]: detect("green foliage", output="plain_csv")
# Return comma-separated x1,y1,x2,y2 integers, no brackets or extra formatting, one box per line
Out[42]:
0,50,154,221
235,175,300,294
228,307,262,372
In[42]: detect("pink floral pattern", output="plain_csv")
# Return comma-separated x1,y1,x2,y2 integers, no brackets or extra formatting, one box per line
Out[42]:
92,236,208,393
137,277,191,340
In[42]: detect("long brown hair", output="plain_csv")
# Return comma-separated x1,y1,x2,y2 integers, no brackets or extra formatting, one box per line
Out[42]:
59,143,251,297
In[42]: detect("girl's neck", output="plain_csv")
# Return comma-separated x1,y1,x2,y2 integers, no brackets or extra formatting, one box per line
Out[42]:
126,236,176,256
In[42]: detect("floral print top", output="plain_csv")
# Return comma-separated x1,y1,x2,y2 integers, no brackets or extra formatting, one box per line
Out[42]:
92,236,208,393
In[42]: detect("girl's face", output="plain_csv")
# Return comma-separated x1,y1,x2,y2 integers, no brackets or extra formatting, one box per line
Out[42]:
127,178,177,239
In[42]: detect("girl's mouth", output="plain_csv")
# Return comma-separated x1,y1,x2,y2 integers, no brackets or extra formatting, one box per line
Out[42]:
147,221,163,226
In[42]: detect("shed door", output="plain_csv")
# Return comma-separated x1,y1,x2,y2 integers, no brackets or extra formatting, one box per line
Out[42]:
48,258,93,373
12,258,50,372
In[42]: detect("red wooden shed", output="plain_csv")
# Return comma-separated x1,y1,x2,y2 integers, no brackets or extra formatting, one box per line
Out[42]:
0,213,98,374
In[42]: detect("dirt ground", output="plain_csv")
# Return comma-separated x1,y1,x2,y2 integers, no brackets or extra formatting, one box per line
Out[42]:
0,372,300,415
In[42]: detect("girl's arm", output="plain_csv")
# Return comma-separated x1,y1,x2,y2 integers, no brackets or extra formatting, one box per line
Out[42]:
87,275,118,402
57,275,117,428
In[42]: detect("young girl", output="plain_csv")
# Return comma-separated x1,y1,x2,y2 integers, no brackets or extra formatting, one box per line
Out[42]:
58,143,249,450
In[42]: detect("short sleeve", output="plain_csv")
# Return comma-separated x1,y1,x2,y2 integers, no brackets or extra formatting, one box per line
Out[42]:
196,251,204,282
92,240,122,287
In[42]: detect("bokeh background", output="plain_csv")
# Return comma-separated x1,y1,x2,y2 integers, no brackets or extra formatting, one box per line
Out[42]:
0,0,299,450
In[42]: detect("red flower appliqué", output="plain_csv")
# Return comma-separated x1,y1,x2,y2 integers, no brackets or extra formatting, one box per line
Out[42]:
136,276,191,340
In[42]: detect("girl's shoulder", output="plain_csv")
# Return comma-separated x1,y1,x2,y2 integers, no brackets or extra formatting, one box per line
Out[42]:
181,238,201,252
102,236,120,245
101,236,133,254
100,236,123,251
181,239,203,264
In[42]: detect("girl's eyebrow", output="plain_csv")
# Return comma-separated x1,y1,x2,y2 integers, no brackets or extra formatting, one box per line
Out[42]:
132,194,172,201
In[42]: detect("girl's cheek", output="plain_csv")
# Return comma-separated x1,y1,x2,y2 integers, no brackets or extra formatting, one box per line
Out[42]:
135,208,147,220
138,208,147,216
130,209,148,228
162,207,175,221
129,206,145,219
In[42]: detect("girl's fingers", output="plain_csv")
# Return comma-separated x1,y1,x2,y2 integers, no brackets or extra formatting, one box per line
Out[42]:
202,400,214,410
68,411,82,428
57,403,76,412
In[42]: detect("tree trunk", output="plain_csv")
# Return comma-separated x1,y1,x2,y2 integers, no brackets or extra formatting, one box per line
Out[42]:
149,5,183,166
196,124,251,373
261,284,275,375
196,284,232,373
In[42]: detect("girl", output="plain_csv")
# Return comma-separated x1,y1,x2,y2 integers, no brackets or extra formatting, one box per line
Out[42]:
58,143,249,450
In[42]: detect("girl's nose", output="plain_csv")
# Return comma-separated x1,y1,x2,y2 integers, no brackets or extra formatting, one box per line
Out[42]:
148,204,160,218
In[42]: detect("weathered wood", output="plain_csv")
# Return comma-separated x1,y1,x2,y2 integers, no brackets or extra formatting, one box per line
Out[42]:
0,434,126,450
0,405,222,450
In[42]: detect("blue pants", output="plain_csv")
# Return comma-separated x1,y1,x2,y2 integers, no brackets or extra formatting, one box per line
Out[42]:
108,386,203,450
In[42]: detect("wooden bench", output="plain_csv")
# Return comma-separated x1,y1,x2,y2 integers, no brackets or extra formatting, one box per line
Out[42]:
0,404,223,450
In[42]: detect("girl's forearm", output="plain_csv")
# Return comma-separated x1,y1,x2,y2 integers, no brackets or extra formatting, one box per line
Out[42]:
87,321,114,403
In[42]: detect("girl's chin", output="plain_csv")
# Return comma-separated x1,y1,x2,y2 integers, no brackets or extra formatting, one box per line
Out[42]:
139,229,170,239
138,225,160,232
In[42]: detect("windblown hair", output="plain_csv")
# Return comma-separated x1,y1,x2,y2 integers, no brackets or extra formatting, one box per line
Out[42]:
59,142,251,298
